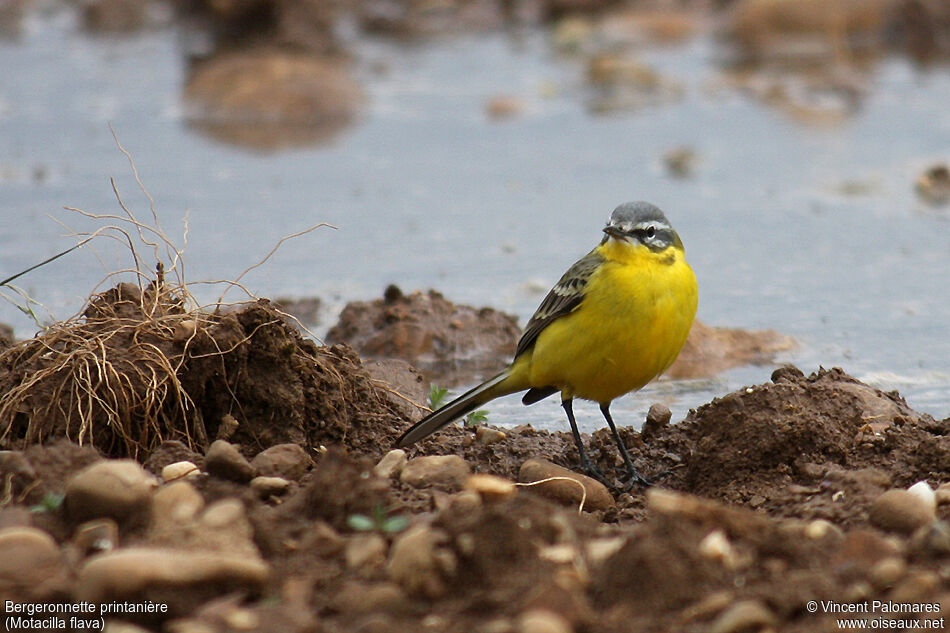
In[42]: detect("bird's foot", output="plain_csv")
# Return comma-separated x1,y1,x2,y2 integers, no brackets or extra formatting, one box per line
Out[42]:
619,466,673,492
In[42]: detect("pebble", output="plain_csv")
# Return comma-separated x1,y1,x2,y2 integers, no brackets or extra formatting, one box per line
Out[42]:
869,489,935,534
698,529,741,569
345,533,388,571
889,570,940,603
804,518,843,540
465,473,517,502
516,608,573,633
65,459,158,523
332,580,408,615
204,440,255,483
76,547,269,603
584,537,626,566
518,458,614,512
475,426,507,445
0,527,63,592
400,455,471,490
250,443,311,480
870,557,907,589
151,481,205,526
373,449,408,479
708,599,776,633
250,476,292,498
387,525,452,598
640,403,672,440
161,461,200,482
907,480,937,514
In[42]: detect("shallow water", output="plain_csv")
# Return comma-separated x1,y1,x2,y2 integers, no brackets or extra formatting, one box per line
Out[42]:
2,6,949,433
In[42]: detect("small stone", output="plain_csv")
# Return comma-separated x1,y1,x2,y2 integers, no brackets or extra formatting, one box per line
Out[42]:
465,474,517,501
0,527,64,598
250,476,291,498
518,458,614,512
373,449,408,479
332,580,408,615
708,599,776,633
475,426,507,445
889,571,940,603
162,461,201,482
152,481,205,526
400,455,471,490
698,530,741,569
74,518,119,555
641,403,671,440
204,440,255,483
173,319,198,343
907,480,937,514
76,547,269,603
804,519,843,540
345,533,387,571
516,608,573,633
909,520,950,556
869,489,935,534
65,459,158,523
217,413,240,440
870,557,907,589
387,525,451,599
485,96,525,120
936,483,950,505
250,444,311,481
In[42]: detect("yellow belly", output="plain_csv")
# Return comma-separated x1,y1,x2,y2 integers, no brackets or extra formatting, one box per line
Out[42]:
517,248,697,404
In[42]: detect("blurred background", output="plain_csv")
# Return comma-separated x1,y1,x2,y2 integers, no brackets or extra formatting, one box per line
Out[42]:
1,0,948,428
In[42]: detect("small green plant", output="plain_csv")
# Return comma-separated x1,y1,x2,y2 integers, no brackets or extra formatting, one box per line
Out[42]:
463,410,489,427
347,504,409,534
428,384,450,410
29,492,65,514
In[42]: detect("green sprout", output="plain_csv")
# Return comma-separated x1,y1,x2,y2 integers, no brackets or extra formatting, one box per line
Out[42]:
29,492,64,514
463,410,489,427
347,504,409,534
428,384,450,410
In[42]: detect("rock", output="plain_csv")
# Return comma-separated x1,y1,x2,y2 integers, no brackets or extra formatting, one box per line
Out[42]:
0,527,65,599
373,449,408,479
204,440,255,483
400,455,471,490
916,163,950,205
162,461,201,482
251,443,311,481
907,480,937,514
584,537,627,566
76,547,269,603
486,96,525,120
475,426,507,445
804,518,843,540
640,403,671,440
936,482,950,505
345,533,388,572
250,476,292,498
698,530,742,569
387,525,453,599
518,458,614,511
708,599,777,633
869,489,935,534
870,557,907,589
517,608,573,633
666,319,795,380
65,459,158,523
465,473,517,502
889,571,940,603
151,481,205,526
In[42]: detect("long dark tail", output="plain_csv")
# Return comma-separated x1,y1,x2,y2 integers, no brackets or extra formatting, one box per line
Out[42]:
395,371,511,448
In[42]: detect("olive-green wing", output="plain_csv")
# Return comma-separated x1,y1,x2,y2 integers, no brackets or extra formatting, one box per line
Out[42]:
514,249,604,359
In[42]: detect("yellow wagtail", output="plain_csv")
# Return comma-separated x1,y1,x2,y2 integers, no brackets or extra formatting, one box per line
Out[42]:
396,201,698,488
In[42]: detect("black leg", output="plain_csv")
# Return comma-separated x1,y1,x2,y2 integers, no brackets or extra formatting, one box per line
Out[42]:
600,403,653,489
562,398,608,484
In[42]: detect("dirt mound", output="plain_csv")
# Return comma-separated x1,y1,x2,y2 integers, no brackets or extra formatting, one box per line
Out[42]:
0,284,403,460
326,285,521,386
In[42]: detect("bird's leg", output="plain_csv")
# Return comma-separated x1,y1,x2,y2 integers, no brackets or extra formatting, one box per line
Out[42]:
600,403,653,490
562,398,608,485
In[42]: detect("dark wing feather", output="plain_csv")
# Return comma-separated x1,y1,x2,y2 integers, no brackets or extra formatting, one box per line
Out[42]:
514,250,604,359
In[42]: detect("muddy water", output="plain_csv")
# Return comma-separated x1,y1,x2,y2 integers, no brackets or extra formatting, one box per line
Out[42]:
1,7,949,431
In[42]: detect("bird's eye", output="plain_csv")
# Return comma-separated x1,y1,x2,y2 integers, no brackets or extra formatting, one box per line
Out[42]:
645,226,656,239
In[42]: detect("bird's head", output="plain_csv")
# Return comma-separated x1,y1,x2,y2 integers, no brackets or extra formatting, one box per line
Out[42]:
601,201,683,252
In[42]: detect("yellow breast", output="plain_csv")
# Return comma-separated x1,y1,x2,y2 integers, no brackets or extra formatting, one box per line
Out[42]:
523,239,698,403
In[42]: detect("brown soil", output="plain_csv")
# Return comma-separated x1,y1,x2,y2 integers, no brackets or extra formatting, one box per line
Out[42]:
1,287,949,632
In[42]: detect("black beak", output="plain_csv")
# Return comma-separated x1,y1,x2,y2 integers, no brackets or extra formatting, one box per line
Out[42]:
603,225,625,239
